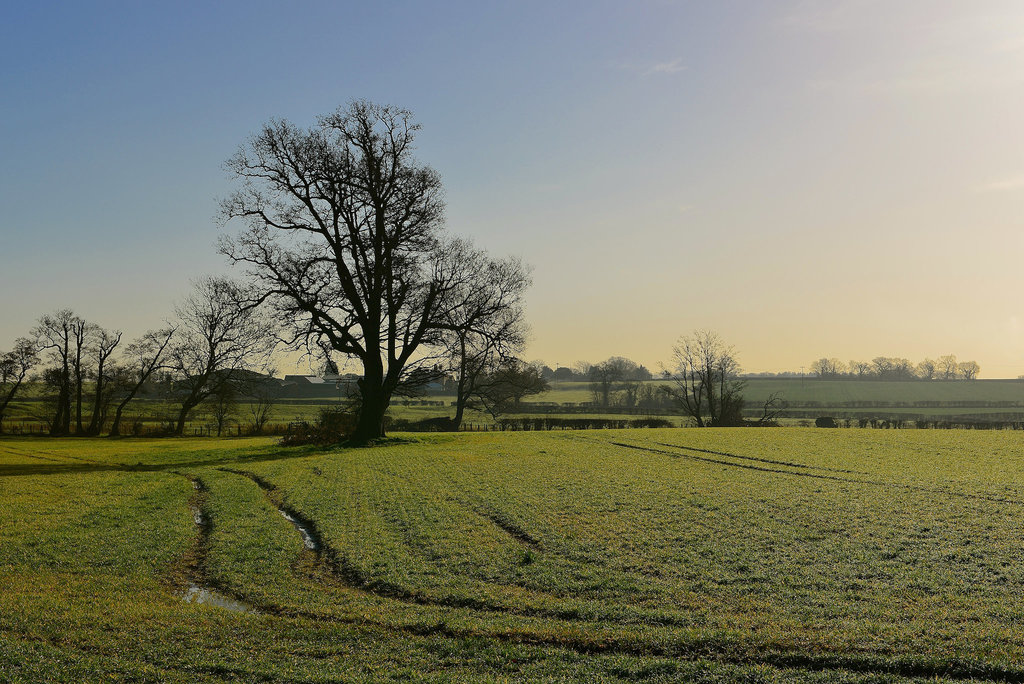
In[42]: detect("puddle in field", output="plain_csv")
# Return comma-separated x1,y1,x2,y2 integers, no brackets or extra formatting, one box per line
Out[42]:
181,586,254,613
278,509,319,551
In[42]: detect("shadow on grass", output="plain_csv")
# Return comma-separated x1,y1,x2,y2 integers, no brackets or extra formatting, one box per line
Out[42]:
0,447,330,478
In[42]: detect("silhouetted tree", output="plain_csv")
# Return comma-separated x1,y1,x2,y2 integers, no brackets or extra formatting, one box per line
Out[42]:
438,241,531,430
589,358,626,408
33,310,82,435
222,101,501,443
168,278,275,436
248,384,278,435
917,358,937,380
662,330,745,427
109,327,176,437
474,360,549,419
958,360,980,380
938,354,959,380
85,327,122,435
0,338,39,433
810,357,844,378
207,382,237,437
848,360,871,379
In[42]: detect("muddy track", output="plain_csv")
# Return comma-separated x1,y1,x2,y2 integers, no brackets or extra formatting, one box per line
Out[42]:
606,439,1024,506
201,468,1024,682
175,473,254,613
468,505,542,549
217,468,696,628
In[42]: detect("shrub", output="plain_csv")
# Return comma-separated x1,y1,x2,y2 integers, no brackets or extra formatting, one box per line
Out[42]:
281,408,357,446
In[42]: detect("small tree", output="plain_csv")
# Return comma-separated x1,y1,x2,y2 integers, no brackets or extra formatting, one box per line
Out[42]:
958,360,980,380
938,354,959,380
247,373,280,435
33,310,82,435
0,338,39,433
85,327,122,435
438,241,531,430
662,330,745,427
589,359,625,408
473,360,549,420
168,278,275,436
109,327,176,437
207,381,237,437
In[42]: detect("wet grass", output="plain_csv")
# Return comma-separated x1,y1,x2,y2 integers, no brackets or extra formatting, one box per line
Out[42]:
3,430,1024,682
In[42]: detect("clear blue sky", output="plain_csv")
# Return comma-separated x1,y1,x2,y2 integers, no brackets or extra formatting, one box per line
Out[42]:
3,1,1024,375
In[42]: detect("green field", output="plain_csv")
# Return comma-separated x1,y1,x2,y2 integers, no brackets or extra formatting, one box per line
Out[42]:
5,430,1024,682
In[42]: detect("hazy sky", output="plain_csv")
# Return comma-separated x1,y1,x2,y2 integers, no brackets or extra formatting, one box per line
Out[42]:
3,1,1024,376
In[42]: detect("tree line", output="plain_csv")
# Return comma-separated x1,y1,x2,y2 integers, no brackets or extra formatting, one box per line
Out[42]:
810,355,980,381
0,278,279,436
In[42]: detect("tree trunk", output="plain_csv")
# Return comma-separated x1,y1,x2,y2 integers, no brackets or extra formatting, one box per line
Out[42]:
109,404,125,437
175,405,191,436
352,376,389,443
450,341,469,431
87,373,104,436
0,382,22,435
74,355,84,435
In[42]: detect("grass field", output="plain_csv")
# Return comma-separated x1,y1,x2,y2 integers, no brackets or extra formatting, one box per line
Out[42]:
5,429,1024,682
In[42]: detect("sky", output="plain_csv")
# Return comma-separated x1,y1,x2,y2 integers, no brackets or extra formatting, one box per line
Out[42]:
3,0,1024,377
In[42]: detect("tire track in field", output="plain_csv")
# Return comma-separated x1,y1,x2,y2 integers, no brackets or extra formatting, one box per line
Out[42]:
173,473,255,613
652,441,870,475
217,467,697,628
205,468,1024,682
600,438,1024,507
240,591,1024,684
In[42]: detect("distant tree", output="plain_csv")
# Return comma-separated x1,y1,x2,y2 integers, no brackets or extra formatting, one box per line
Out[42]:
958,360,980,380
810,357,844,378
571,361,593,379
438,242,531,430
848,360,871,379
917,358,937,380
207,381,237,437
248,382,278,435
33,310,83,435
589,358,626,408
938,354,959,380
85,327,122,435
755,391,787,425
473,360,549,419
108,327,176,437
662,331,745,427
0,338,39,433
871,357,893,379
168,278,275,436
551,366,576,381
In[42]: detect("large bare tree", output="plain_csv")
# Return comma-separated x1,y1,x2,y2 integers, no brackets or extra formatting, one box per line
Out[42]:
221,101,482,442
